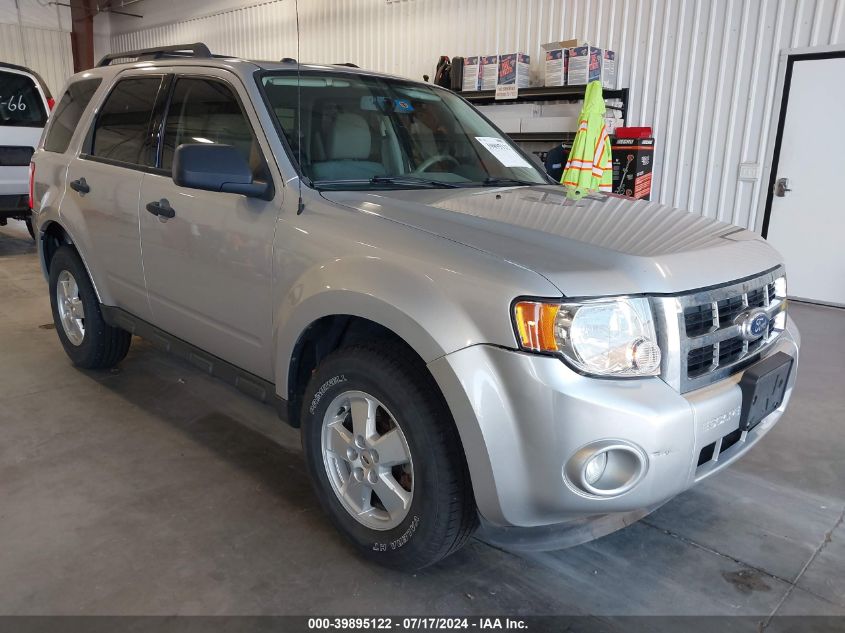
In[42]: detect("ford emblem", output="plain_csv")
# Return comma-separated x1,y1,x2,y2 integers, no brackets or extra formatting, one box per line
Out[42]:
738,309,770,341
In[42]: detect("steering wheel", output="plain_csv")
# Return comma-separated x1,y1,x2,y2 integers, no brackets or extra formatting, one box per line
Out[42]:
413,153,459,174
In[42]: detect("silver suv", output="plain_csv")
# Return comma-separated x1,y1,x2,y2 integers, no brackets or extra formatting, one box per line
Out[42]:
31,44,800,570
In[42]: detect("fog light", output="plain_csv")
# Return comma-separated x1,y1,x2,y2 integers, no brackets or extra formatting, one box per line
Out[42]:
564,440,648,498
584,452,607,484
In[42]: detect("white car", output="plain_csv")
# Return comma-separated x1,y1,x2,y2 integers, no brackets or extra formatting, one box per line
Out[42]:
1,62,53,239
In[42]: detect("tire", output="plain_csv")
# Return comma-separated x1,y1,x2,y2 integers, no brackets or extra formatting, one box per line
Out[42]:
48,245,131,369
25,217,35,240
301,344,477,570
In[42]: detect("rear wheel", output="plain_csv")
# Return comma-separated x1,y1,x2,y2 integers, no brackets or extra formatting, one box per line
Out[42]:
25,217,34,240
301,344,477,570
48,245,131,369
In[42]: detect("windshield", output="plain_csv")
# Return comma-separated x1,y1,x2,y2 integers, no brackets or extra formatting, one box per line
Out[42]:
260,71,549,190
0,70,47,128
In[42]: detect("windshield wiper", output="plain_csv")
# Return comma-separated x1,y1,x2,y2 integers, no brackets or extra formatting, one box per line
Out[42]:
313,176,461,189
480,177,542,187
369,176,462,188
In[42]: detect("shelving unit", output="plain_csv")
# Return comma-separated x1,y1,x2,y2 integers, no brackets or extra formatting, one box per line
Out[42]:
461,85,629,144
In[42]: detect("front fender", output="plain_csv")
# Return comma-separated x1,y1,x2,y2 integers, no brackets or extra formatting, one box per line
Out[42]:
273,254,489,395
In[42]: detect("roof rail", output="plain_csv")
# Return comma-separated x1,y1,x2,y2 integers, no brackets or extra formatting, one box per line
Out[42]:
98,42,212,67
334,63,359,68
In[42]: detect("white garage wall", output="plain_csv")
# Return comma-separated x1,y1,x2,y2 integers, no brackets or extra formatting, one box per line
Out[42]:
106,0,845,232
0,0,74,96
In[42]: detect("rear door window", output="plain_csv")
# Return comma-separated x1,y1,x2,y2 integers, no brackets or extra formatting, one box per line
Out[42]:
0,70,47,128
91,76,163,166
44,78,102,154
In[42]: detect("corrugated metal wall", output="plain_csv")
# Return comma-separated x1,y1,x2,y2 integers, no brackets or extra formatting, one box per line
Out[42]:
110,0,845,231
0,0,74,96
0,24,74,96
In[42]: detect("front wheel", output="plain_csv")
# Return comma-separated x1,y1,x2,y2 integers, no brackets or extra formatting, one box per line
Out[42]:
301,344,477,570
48,245,131,369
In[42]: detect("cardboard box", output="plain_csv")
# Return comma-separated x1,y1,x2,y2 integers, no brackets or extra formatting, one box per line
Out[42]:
498,53,530,88
601,49,617,89
541,40,587,86
543,48,568,86
611,137,654,200
566,45,601,85
489,117,522,134
462,56,481,91
540,103,582,117
567,46,617,88
480,55,499,90
520,116,579,134
476,103,541,118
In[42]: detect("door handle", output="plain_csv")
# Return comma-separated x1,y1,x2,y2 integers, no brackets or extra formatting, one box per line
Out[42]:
145,199,175,219
69,177,90,195
774,177,792,198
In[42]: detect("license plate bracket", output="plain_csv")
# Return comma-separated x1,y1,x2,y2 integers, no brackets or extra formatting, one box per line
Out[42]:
739,351,793,431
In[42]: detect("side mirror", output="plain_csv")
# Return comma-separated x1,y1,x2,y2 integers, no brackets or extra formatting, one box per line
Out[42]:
173,143,271,199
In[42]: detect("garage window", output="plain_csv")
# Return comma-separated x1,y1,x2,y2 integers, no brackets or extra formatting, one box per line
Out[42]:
91,77,162,166
43,78,102,154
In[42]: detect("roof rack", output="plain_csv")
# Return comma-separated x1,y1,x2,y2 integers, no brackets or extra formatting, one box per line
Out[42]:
98,42,212,67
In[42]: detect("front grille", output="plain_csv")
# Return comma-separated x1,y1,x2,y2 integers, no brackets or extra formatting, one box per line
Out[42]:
697,428,745,468
659,267,787,393
0,146,34,167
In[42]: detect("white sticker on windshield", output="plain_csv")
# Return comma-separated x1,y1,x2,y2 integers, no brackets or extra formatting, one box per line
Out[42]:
475,137,532,168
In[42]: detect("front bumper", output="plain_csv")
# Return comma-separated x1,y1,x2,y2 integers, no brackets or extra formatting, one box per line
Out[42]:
428,316,800,532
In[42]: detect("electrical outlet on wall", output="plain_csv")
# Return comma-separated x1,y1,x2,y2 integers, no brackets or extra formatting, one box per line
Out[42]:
738,163,761,181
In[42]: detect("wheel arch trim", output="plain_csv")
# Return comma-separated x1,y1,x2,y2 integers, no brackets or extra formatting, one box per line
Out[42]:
39,219,106,304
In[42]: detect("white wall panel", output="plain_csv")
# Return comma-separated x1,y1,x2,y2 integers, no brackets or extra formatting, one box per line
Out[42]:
109,0,845,231
0,23,73,96
0,0,74,96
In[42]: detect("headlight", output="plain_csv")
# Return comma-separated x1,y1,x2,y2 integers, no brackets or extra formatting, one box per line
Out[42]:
513,297,662,377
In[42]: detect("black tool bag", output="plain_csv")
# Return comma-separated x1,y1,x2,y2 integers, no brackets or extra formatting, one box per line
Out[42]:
434,56,451,88
450,56,464,91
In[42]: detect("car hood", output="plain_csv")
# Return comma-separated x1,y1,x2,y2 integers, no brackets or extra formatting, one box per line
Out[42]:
321,186,782,297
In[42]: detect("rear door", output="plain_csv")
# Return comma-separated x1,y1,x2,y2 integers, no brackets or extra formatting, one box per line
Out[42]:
1,67,49,205
62,72,167,320
139,70,279,379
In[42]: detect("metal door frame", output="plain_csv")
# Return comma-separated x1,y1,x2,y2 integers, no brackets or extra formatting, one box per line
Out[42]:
758,45,845,238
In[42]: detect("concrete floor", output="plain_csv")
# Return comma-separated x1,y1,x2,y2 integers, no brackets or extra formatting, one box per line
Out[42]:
1,219,844,618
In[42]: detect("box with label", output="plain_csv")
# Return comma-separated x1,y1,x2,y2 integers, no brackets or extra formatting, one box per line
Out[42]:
601,49,617,89
543,48,568,86
480,55,499,90
462,56,481,91
566,46,601,85
567,46,618,88
611,137,654,200
498,53,530,88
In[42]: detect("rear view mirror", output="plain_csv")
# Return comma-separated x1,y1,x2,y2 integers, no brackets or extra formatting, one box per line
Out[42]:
173,144,271,199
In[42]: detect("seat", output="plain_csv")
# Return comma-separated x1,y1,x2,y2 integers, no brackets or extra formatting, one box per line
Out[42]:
311,113,387,181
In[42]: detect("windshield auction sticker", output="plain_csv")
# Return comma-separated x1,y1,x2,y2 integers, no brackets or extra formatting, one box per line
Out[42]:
475,136,532,168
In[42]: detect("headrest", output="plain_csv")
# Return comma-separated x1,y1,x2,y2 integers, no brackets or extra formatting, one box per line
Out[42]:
327,113,372,160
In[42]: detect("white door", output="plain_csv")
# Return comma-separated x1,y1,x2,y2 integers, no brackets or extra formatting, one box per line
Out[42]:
765,54,845,306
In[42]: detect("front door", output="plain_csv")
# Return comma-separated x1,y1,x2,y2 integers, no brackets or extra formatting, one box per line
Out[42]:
765,53,845,306
139,73,279,379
